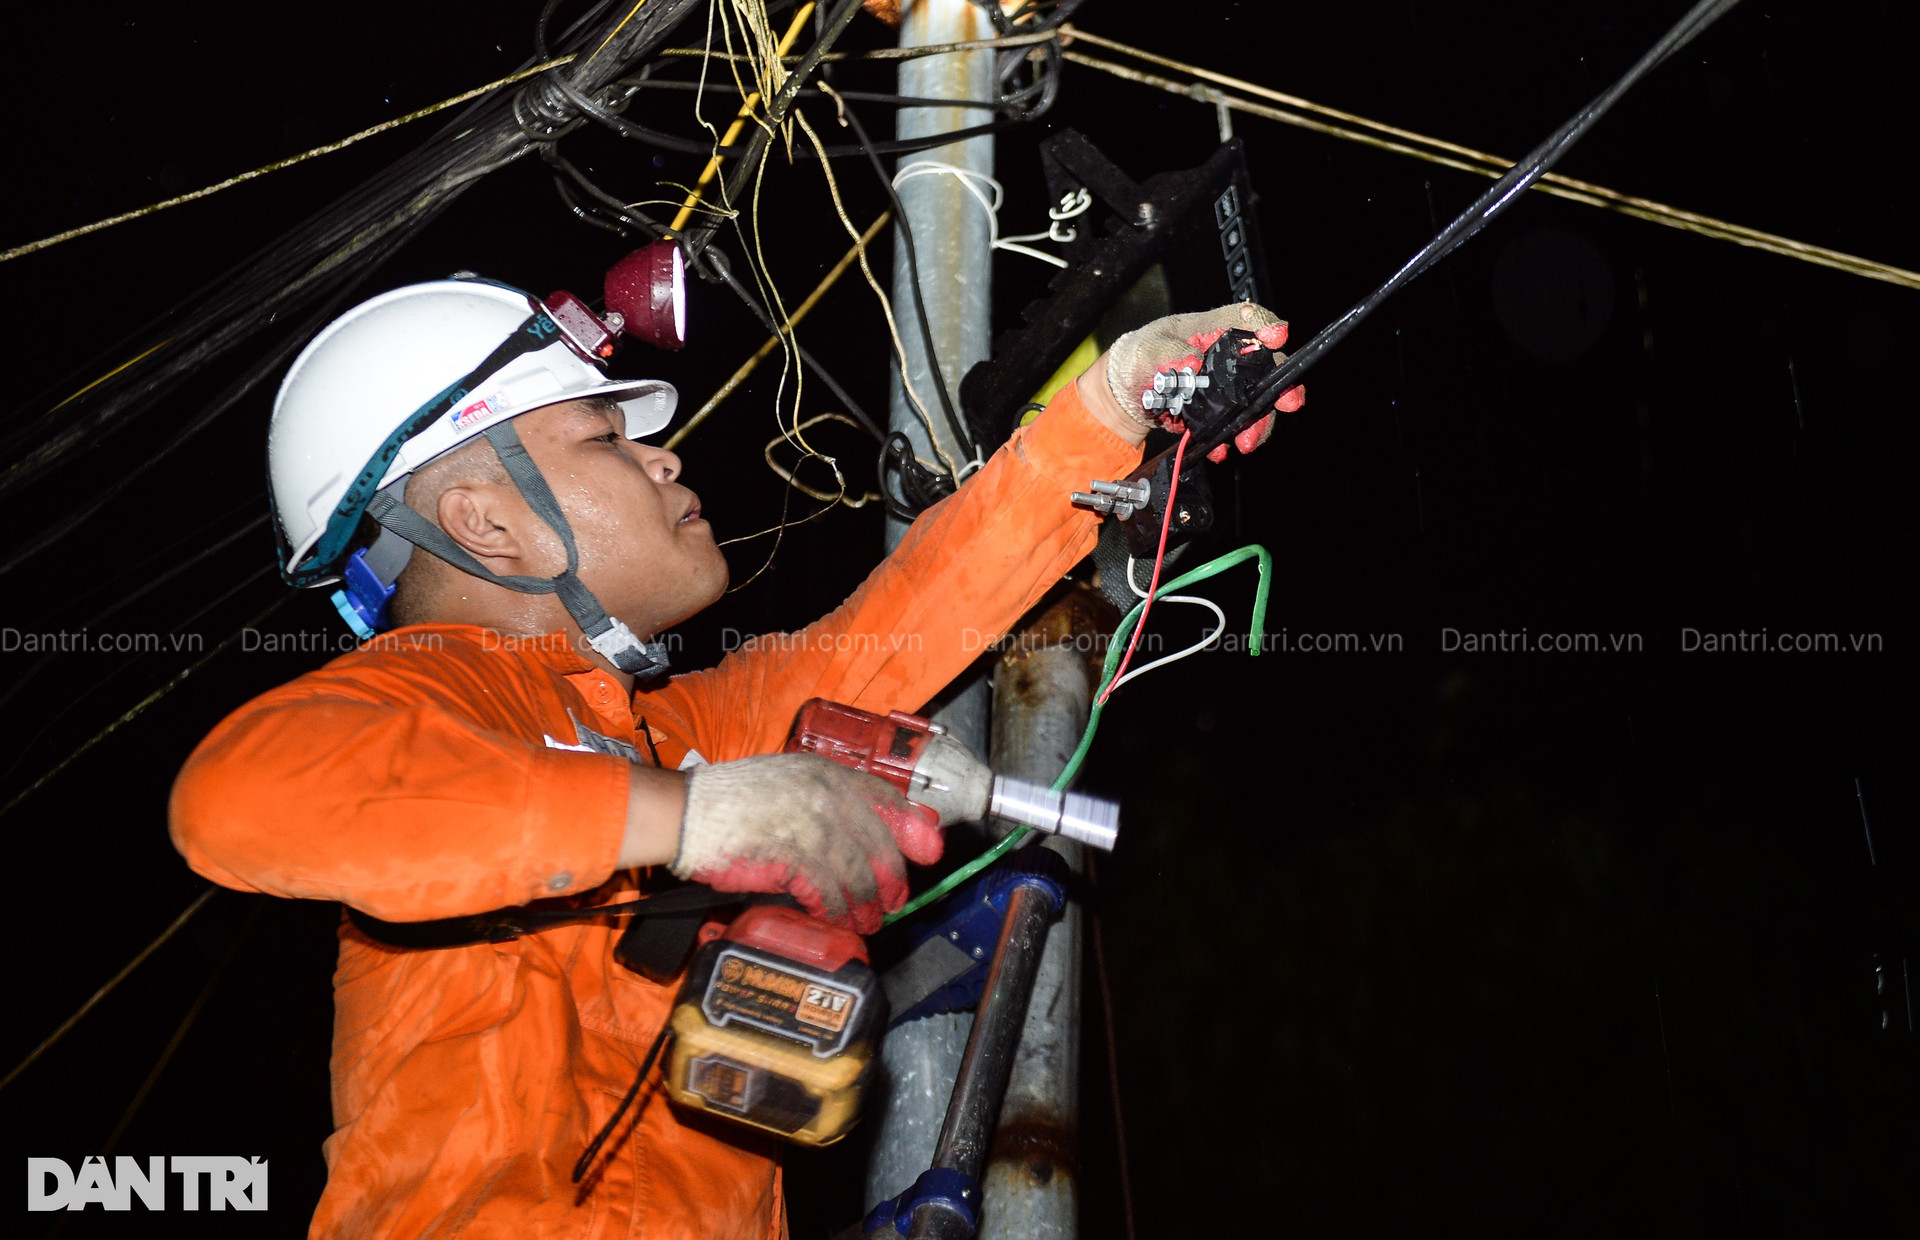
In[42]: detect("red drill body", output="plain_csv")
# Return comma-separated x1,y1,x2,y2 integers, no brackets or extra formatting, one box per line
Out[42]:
783,698,1118,850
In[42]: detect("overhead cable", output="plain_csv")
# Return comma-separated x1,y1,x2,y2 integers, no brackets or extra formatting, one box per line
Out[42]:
93,900,266,1165
0,57,577,265
665,1,821,235
680,0,870,259
0,887,219,1094
832,96,979,465
891,161,1069,269
655,26,1062,63
0,0,703,503
792,109,966,474
1192,0,1753,460
664,211,891,449
1060,24,1920,292
0,593,291,824
0,511,269,714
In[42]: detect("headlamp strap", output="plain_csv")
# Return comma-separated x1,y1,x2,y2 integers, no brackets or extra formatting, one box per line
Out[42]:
364,421,669,678
289,305,563,588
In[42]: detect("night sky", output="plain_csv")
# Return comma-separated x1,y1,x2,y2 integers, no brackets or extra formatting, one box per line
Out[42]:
2,1,1914,1235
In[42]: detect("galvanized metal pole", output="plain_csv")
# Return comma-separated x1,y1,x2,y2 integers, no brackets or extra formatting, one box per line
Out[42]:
977,592,1107,1240
868,0,998,1211
883,0,993,542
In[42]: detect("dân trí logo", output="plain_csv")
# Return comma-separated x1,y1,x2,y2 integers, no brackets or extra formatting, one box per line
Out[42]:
26,1156,267,1211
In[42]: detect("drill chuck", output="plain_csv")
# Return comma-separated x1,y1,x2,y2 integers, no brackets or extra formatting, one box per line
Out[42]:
989,777,1120,852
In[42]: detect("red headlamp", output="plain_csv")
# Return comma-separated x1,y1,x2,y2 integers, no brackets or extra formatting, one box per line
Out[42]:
537,239,689,364
604,239,687,351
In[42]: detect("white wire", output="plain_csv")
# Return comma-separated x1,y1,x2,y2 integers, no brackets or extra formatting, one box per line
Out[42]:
890,161,1070,269
1111,556,1229,692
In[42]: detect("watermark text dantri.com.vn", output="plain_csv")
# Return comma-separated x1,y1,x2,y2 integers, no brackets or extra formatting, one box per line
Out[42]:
1680,628,1883,653
1442,628,1643,653
28,1156,266,1211
2,629,204,655
1214,629,1405,654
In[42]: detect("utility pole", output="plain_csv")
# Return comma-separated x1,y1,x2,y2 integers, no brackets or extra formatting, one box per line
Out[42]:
978,591,1107,1239
868,0,998,1216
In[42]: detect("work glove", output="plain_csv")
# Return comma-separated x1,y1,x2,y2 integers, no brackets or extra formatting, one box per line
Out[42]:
1105,302,1308,461
673,754,945,933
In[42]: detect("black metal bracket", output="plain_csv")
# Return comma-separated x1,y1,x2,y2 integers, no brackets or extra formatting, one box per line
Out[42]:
959,131,1271,451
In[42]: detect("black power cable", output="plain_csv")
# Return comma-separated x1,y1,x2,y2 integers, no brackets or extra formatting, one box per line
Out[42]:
0,0,707,556
514,140,890,447
1191,0,1746,460
836,98,978,465
703,250,888,443
618,78,1010,111
677,0,871,260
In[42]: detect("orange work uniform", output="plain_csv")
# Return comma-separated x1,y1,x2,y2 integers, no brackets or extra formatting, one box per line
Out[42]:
169,382,1137,1240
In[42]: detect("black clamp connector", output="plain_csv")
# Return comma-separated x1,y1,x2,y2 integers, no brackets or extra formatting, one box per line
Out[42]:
1072,328,1277,556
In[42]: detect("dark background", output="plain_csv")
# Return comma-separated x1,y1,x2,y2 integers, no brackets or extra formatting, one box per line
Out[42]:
2,1,1914,1235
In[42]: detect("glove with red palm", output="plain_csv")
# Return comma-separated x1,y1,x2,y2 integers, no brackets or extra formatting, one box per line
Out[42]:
1105,302,1307,460
673,753,943,934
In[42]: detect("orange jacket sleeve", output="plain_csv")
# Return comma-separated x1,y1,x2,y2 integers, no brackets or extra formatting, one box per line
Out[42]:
169,647,633,921
638,376,1140,762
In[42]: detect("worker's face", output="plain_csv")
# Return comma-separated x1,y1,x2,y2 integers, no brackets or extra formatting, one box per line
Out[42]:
514,398,727,636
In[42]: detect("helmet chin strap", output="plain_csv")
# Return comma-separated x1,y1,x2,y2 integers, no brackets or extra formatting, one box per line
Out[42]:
366,420,670,678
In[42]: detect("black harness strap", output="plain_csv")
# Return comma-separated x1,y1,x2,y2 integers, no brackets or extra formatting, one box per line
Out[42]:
346,884,744,951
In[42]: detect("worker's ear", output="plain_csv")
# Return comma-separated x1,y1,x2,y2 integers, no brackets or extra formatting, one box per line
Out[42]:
435,483,532,569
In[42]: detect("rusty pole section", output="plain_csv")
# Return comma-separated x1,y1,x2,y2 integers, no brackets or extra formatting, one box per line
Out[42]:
868,0,999,1213
979,587,1116,1239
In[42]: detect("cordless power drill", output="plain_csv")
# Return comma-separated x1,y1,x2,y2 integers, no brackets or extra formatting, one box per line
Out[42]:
662,699,1119,1145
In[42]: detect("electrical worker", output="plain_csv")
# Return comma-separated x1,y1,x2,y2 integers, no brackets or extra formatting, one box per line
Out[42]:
169,276,1302,1240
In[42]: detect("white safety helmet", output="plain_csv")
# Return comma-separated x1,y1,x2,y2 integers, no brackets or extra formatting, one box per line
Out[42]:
269,275,680,673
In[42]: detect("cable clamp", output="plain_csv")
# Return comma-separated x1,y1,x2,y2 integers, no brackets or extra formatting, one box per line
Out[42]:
862,1167,983,1237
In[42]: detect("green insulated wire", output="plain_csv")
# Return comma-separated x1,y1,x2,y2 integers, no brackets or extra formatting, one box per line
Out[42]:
884,543,1273,924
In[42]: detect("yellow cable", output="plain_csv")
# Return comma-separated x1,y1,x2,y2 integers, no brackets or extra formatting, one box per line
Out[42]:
0,887,218,1094
48,338,175,412
0,56,578,265
587,0,653,64
654,27,1061,63
665,209,890,450
794,109,962,477
764,413,885,506
669,2,817,235
1059,31,1920,292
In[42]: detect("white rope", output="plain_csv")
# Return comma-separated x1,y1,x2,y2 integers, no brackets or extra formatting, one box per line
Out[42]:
890,161,1070,269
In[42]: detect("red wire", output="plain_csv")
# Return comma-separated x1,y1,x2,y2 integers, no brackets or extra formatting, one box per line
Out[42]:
1097,429,1191,707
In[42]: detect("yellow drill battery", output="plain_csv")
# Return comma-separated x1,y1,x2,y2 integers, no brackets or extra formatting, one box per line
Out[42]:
665,904,884,1146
